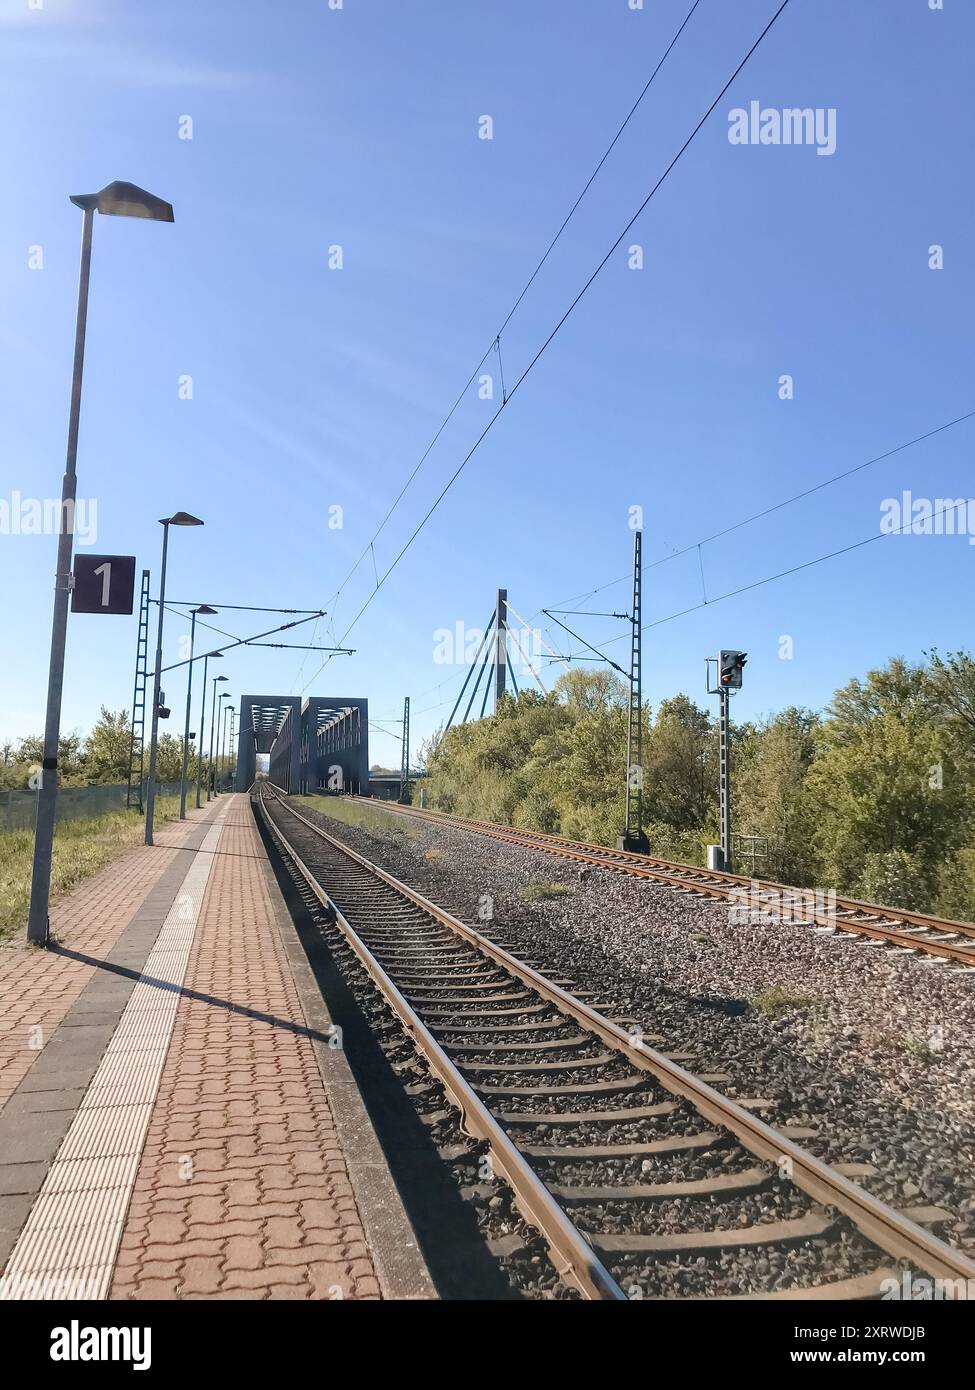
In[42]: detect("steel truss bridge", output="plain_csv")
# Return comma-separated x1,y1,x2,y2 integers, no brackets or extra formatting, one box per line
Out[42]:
237,695,368,796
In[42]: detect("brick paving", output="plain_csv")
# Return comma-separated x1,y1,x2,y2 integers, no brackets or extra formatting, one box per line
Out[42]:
0,810,208,1114
109,796,380,1301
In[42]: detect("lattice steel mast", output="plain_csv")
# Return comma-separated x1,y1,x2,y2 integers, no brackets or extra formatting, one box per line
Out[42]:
399,696,411,804
619,530,649,853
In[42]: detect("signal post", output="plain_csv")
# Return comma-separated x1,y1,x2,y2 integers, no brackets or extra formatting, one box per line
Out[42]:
706,649,747,872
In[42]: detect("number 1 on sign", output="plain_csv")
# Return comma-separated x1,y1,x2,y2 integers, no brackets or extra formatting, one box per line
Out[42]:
93,561,111,606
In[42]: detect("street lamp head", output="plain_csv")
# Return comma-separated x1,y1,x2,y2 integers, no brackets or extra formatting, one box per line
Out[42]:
215,675,229,683
194,605,218,616
160,512,204,528
70,182,174,223
208,651,224,659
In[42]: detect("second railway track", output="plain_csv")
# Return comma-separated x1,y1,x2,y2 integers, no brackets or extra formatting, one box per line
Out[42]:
257,784,975,1301
350,797,975,970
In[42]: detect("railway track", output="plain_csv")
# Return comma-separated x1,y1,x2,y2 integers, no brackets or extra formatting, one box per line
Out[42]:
351,797,975,969
257,783,975,1302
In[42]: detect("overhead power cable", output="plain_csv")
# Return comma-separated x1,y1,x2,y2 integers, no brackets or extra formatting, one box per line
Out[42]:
532,404,975,623
592,497,973,645
543,611,628,676
156,611,326,677
504,599,570,676
649,406,975,573
163,604,243,646
300,0,792,694
314,0,703,618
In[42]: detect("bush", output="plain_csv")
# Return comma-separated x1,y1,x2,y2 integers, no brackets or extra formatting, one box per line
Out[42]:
857,850,933,912
934,847,975,921
642,820,708,867
512,791,560,833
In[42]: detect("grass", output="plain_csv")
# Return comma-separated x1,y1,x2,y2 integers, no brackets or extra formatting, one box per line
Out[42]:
294,793,423,839
750,984,815,1018
0,796,180,944
519,882,575,904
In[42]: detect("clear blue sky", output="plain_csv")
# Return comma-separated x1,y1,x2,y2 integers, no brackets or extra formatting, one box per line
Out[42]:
1,0,972,765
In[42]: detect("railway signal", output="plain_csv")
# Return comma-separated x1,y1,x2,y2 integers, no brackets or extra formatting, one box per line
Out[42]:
707,649,747,872
719,649,747,689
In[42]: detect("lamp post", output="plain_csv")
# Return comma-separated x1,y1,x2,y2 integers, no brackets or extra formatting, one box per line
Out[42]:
145,513,204,845
221,700,231,793
216,692,230,794
208,678,228,800
196,653,222,808
27,182,174,944
178,605,217,818
228,707,236,792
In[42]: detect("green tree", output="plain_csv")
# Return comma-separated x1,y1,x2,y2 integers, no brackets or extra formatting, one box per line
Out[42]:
154,733,185,784
413,651,975,914
805,659,969,904
734,708,821,883
925,648,975,742
85,707,132,783
645,695,714,830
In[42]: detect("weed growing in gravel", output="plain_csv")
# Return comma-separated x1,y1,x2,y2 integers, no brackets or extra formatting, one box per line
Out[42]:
750,984,815,1017
295,794,421,839
519,883,575,903
901,1036,939,1066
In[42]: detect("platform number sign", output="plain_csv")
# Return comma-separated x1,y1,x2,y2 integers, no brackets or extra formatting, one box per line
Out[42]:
71,554,137,615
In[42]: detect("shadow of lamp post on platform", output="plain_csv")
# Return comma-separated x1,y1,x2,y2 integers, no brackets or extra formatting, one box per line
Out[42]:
27,182,174,946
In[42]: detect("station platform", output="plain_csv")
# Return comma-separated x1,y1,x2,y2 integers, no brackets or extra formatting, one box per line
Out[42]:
0,794,431,1301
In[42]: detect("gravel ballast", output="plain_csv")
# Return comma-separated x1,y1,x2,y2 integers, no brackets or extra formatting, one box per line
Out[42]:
286,795,975,1257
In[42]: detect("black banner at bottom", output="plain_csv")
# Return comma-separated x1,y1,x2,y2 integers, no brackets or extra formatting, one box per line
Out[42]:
8,1296,967,1375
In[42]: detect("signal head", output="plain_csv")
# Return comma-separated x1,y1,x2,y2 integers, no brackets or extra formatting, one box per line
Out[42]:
718,649,746,690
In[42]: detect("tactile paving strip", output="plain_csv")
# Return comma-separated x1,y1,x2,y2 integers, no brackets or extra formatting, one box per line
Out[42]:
0,814,227,1301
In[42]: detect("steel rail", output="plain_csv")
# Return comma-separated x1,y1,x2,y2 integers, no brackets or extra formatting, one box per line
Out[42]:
357,799,975,967
263,787,975,1289
257,785,625,1301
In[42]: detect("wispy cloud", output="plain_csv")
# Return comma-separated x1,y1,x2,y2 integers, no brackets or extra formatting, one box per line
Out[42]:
0,0,87,29
1,30,256,92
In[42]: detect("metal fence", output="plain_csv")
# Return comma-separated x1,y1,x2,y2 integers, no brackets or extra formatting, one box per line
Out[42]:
0,782,182,833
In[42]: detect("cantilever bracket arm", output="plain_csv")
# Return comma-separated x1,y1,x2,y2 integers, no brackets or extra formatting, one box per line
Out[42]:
541,611,627,677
